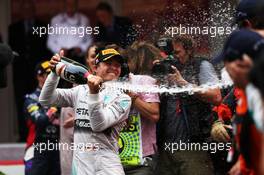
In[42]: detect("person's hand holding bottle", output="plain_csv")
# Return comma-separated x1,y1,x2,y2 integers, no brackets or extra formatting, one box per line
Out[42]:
49,50,64,70
87,74,103,94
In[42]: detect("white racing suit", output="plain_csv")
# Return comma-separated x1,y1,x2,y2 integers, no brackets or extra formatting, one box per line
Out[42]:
39,72,131,175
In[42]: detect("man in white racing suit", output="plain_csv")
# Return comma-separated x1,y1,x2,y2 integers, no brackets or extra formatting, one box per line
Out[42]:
39,48,131,175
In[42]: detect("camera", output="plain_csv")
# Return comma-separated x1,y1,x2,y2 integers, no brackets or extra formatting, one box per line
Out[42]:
152,58,181,77
152,37,183,78
156,37,174,56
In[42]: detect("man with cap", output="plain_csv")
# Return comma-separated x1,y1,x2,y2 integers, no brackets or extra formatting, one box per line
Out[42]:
210,0,264,141
210,1,264,174
214,29,264,175
216,29,264,86
235,0,264,36
212,0,264,78
24,61,60,175
39,48,131,175
229,0,264,87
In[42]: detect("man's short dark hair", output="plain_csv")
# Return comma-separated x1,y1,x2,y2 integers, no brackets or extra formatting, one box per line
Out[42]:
238,16,264,29
173,35,195,56
96,2,113,13
235,0,264,29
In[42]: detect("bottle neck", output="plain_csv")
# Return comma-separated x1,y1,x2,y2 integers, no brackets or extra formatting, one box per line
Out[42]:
84,72,90,79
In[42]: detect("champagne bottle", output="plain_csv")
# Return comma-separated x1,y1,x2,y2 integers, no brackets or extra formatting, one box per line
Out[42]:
54,56,90,84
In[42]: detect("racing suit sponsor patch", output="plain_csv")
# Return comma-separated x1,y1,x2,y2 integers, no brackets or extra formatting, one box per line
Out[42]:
112,100,130,114
76,108,89,116
74,119,92,132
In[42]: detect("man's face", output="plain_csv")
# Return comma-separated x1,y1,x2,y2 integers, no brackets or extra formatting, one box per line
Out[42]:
95,59,121,81
173,42,190,64
65,0,77,17
96,10,113,27
225,55,253,89
86,46,97,73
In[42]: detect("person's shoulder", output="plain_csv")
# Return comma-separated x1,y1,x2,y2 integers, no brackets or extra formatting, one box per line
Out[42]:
141,75,156,82
193,56,209,63
77,13,89,20
131,74,156,85
200,59,211,65
193,56,212,68
51,13,64,23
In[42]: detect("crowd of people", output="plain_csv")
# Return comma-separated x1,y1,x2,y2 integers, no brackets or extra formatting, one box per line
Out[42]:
5,0,264,174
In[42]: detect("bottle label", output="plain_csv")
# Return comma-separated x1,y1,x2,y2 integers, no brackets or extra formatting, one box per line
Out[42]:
54,57,89,84
64,69,77,83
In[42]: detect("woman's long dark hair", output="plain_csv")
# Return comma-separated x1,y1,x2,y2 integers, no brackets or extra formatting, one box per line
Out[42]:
124,41,161,75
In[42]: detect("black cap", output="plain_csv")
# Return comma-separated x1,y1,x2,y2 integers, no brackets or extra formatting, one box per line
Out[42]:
212,29,264,64
95,48,125,65
95,48,129,78
35,61,51,75
235,0,264,23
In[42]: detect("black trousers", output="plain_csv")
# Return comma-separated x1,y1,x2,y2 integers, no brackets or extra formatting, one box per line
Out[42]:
155,150,213,175
25,149,61,175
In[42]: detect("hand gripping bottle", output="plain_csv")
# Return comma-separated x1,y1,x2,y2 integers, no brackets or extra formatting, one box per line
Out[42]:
53,56,91,84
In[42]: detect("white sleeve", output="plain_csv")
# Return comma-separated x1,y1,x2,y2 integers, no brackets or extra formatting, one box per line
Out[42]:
87,93,131,132
79,15,92,52
39,72,78,108
47,16,61,54
199,60,219,85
